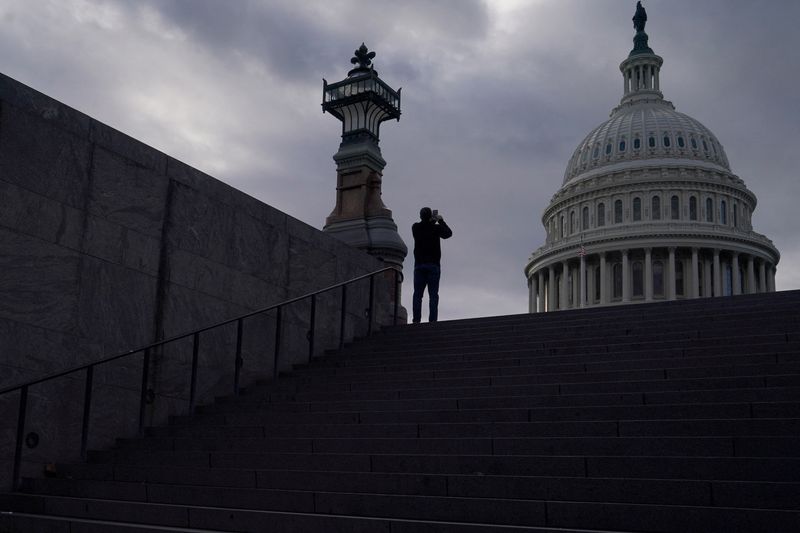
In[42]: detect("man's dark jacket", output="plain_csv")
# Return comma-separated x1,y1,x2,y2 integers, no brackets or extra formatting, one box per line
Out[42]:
412,219,453,266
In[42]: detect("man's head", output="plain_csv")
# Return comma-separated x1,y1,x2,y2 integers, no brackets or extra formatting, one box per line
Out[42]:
420,207,432,222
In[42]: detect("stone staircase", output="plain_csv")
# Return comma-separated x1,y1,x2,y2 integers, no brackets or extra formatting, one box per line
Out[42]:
2,291,800,532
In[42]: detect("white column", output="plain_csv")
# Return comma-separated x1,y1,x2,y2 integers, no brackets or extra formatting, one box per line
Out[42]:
667,247,676,300
548,265,556,311
600,252,608,305
759,261,767,293
713,249,721,297
703,256,712,298
644,248,653,301
579,255,587,308
622,249,630,303
732,252,741,295
691,248,700,298
767,265,776,292
538,271,546,312
561,261,569,310
569,265,576,308
530,274,538,313
746,256,756,295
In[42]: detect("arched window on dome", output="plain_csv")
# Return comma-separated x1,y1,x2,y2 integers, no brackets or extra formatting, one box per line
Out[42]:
570,211,576,234
690,196,698,221
678,136,685,148
663,135,671,148
651,196,661,220
632,261,644,297
593,145,600,159
633,197,642,221
653,261,664,297
706,198,714,222
675,261,685,296
619,138,627,152
648,136,656,148
581,149,588,163
614,200,623,223
720,200,727,225
605,143,612,155
634,137,641,150
733,203,738,227
597,203,606,227
612,263,623,300
702,139,709,152
691,137,698,150
582,206,589,230
671,195,680,220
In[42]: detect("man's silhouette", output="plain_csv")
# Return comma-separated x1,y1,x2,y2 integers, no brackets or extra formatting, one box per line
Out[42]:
412,207,453,323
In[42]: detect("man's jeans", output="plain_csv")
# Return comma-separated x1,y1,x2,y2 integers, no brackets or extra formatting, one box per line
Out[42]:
412,264,441,323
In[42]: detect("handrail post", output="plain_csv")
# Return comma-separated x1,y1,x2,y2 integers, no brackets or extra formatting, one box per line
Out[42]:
339,284,348,349
273,307,282,378
11,385,28,491
393,268,401,326
307,294,316,362
233,319,244,396
138,348,151,436
367,274,375,336
189,333,200,413
80,365,94,461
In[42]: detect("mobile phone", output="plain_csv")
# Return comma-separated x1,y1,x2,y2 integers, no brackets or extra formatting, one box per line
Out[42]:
432,209,438,219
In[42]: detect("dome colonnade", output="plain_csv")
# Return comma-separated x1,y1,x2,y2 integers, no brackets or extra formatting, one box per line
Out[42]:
524,2,779,312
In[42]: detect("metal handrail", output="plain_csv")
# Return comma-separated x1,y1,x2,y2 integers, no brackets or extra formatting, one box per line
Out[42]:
2,265,403,490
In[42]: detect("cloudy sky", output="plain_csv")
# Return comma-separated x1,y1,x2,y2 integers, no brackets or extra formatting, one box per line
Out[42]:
1,0,798,321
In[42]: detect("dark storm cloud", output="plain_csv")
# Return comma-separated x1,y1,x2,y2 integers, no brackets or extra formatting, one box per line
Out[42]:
141,0,489,83
140,0,341,81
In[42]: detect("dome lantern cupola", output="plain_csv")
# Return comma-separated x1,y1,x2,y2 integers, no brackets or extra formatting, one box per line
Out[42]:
620,1,664,106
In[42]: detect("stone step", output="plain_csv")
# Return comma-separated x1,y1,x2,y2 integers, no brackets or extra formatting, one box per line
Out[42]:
22,473,800,512
249,364,800,398
46,465,800,512
157,402,800,433
291,351,784,378
10,483,800,532
272,360,800,392
368,312,799,346
107,435,800,458
311,340,799,370
125,417,800,441
242,374,800,404
192,388,800,419
0,492,712,533
0,512,224,532
84,448,800,480
343,326,798,356
375,292,800,333
329,334,798,361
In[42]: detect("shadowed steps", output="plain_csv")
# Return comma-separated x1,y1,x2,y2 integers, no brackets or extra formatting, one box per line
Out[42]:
2,290,799,532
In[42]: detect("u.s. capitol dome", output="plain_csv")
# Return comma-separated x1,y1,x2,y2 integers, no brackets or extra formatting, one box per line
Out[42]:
524,3,779,312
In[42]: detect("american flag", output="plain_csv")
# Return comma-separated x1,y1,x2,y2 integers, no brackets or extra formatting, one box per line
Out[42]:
578,245,586,257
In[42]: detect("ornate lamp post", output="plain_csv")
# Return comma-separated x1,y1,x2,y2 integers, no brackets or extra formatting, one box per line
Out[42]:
322,44,407,268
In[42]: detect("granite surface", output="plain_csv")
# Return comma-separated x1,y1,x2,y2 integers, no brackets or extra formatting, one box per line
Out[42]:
0,72,400,489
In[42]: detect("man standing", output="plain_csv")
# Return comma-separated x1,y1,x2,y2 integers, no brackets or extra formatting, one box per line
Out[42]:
412,207,453,323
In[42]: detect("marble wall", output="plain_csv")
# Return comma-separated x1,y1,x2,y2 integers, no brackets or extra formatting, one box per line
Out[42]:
0,73,400,488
